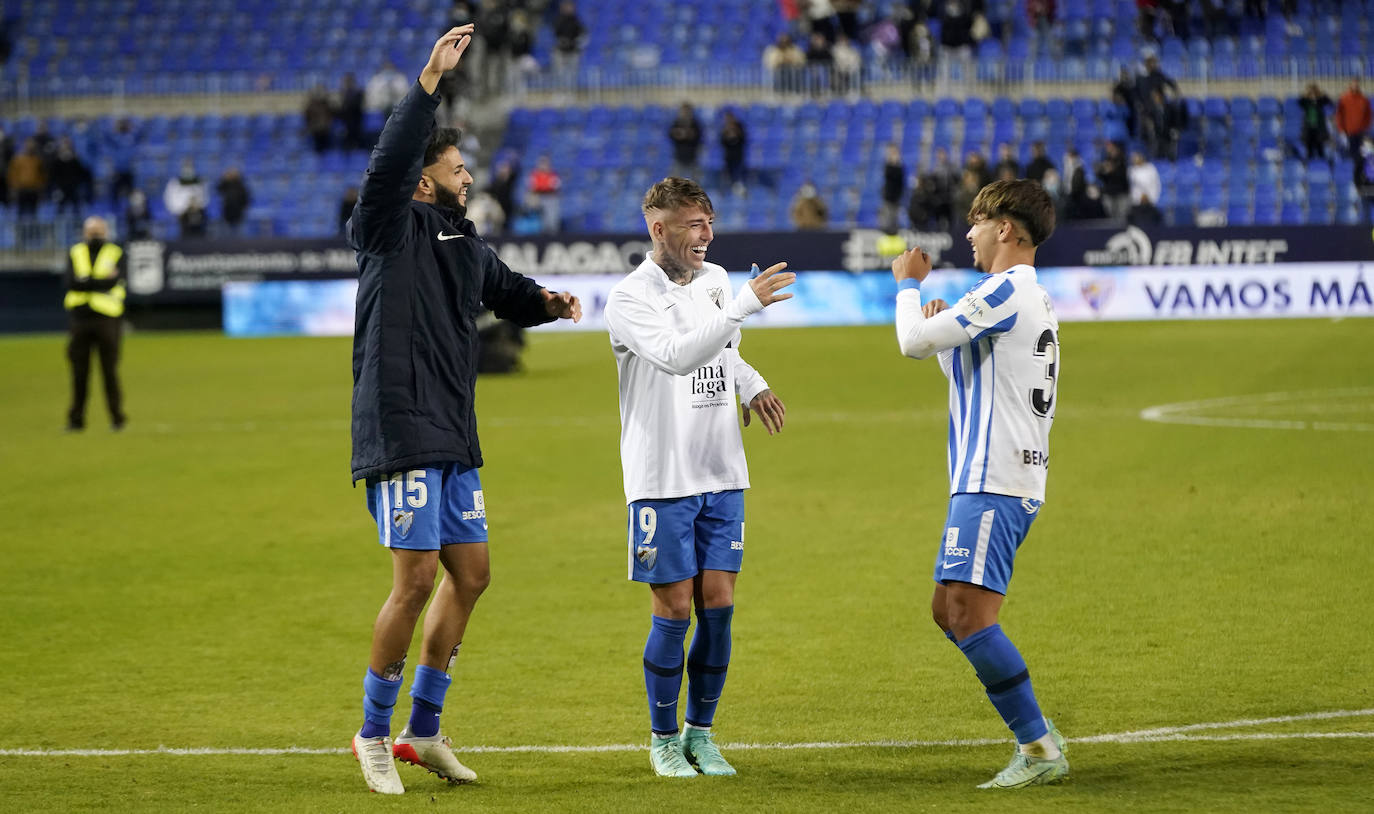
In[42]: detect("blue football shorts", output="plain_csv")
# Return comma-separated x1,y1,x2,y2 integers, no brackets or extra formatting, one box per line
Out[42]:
933,492,1042,595
365,463,488,550
626,490,745,584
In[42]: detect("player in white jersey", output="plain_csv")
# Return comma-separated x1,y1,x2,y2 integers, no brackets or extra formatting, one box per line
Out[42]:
604,177,794,778
892,179,1069,789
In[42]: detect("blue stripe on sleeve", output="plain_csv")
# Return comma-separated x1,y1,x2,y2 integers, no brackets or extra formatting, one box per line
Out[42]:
971,312,1018,342
982,278,1016,308
897,278,921,292
955,314,971,328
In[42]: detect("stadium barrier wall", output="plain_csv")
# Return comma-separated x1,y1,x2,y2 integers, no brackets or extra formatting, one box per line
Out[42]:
223,263,1373,337
3,225,1371,332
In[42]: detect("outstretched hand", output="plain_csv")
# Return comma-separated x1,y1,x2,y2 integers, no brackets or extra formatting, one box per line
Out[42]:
420,25,475,93
743,389,786,435
543,289,582,322
747,262,796,306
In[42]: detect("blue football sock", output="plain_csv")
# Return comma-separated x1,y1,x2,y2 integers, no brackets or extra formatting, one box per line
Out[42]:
407,664,452,738
643,615,689,736
685,605,733,728
361,667,402,739
957,624,1049,744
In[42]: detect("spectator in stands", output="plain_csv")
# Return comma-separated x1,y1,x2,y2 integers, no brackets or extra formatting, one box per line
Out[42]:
1356,136,1374,223
994,143,1021,180
763,33,806,94
365,61,410,114
105,118,139,205
831,35,861,97
1143,88,1181,160
1139,55,1180,112
338,186,359,235
0,126,13,207
180,195,209,239
1076,183,1109,220
1112,67,1140,138
964,151,991,189
951,168,982,223
929,146,959,204
1161,0,1189,40
668,103,703,179
1025,141,1055,183
1040,167,1066,222
1335,79,1372,161
164,159,208,222
1297,84,1334,161
528,154,562,234
216,168,251,235
477,2,513,98
50,136,93,214
7,138,46,217
833,0,863,41
1027,0,1056,38
1094,141,1131,221
804,0,838,42
880,143,906,233
789,181,829,230
1127,151,1163,227
31,121,55,159
0,19,10,64
338,72,367,151
938,0,985,59
466,189,505,237
907,172,945,231
804,31,833,93
552,1,587,81
1061,146,1091,220
304,85,335,152
1200,0,1234,39
489,158,519,227
1137,0,1162,42
124,190,153,240
509,9,539,84
720,110,748,195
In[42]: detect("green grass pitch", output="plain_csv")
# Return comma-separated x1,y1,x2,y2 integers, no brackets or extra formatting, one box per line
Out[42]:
1,318,1372,813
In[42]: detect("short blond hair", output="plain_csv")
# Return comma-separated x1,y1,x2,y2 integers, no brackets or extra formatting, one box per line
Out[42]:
642,176,714,217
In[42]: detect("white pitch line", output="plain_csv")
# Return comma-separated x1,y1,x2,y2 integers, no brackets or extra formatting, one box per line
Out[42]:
3,709,1371,758
1140,388,1374,432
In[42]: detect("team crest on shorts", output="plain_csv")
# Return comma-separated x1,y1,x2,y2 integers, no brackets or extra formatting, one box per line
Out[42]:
707,287,724,309
636,544,657,570
1020,498,1042,515
392,509,415,536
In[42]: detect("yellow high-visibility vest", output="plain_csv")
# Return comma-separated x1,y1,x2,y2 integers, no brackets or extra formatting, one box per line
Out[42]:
64,242,126,318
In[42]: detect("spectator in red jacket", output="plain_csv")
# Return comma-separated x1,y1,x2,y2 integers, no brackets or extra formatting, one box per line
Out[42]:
1335,79,1372,160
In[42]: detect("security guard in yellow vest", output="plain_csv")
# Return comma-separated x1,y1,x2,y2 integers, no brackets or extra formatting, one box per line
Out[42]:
64,216,128,431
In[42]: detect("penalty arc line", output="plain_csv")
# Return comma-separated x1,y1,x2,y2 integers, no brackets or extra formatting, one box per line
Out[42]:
2,709,1371,758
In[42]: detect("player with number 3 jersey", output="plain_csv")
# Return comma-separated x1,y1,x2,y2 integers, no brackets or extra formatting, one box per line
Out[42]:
892,179,1070,790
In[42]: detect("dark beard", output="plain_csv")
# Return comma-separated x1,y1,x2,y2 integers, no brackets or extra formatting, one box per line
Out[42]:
432,183,467,222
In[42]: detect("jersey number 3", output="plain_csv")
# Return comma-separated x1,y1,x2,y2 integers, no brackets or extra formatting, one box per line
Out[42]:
1030,328,1059,417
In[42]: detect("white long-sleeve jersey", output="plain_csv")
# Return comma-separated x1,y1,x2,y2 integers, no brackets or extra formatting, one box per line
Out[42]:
895,265,1060,501
605,254,770,503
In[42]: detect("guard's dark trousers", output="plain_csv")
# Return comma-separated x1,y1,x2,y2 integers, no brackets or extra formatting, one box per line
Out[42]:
67,313,124,429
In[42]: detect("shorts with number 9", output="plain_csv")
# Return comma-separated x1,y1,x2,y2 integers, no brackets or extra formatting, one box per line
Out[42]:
626,490,745,583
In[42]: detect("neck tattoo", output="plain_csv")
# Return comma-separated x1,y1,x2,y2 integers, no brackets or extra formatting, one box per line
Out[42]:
655,243,693,286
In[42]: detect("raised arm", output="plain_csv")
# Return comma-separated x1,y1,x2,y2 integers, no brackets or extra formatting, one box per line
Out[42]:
606,264,793,376
348,26,474,255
